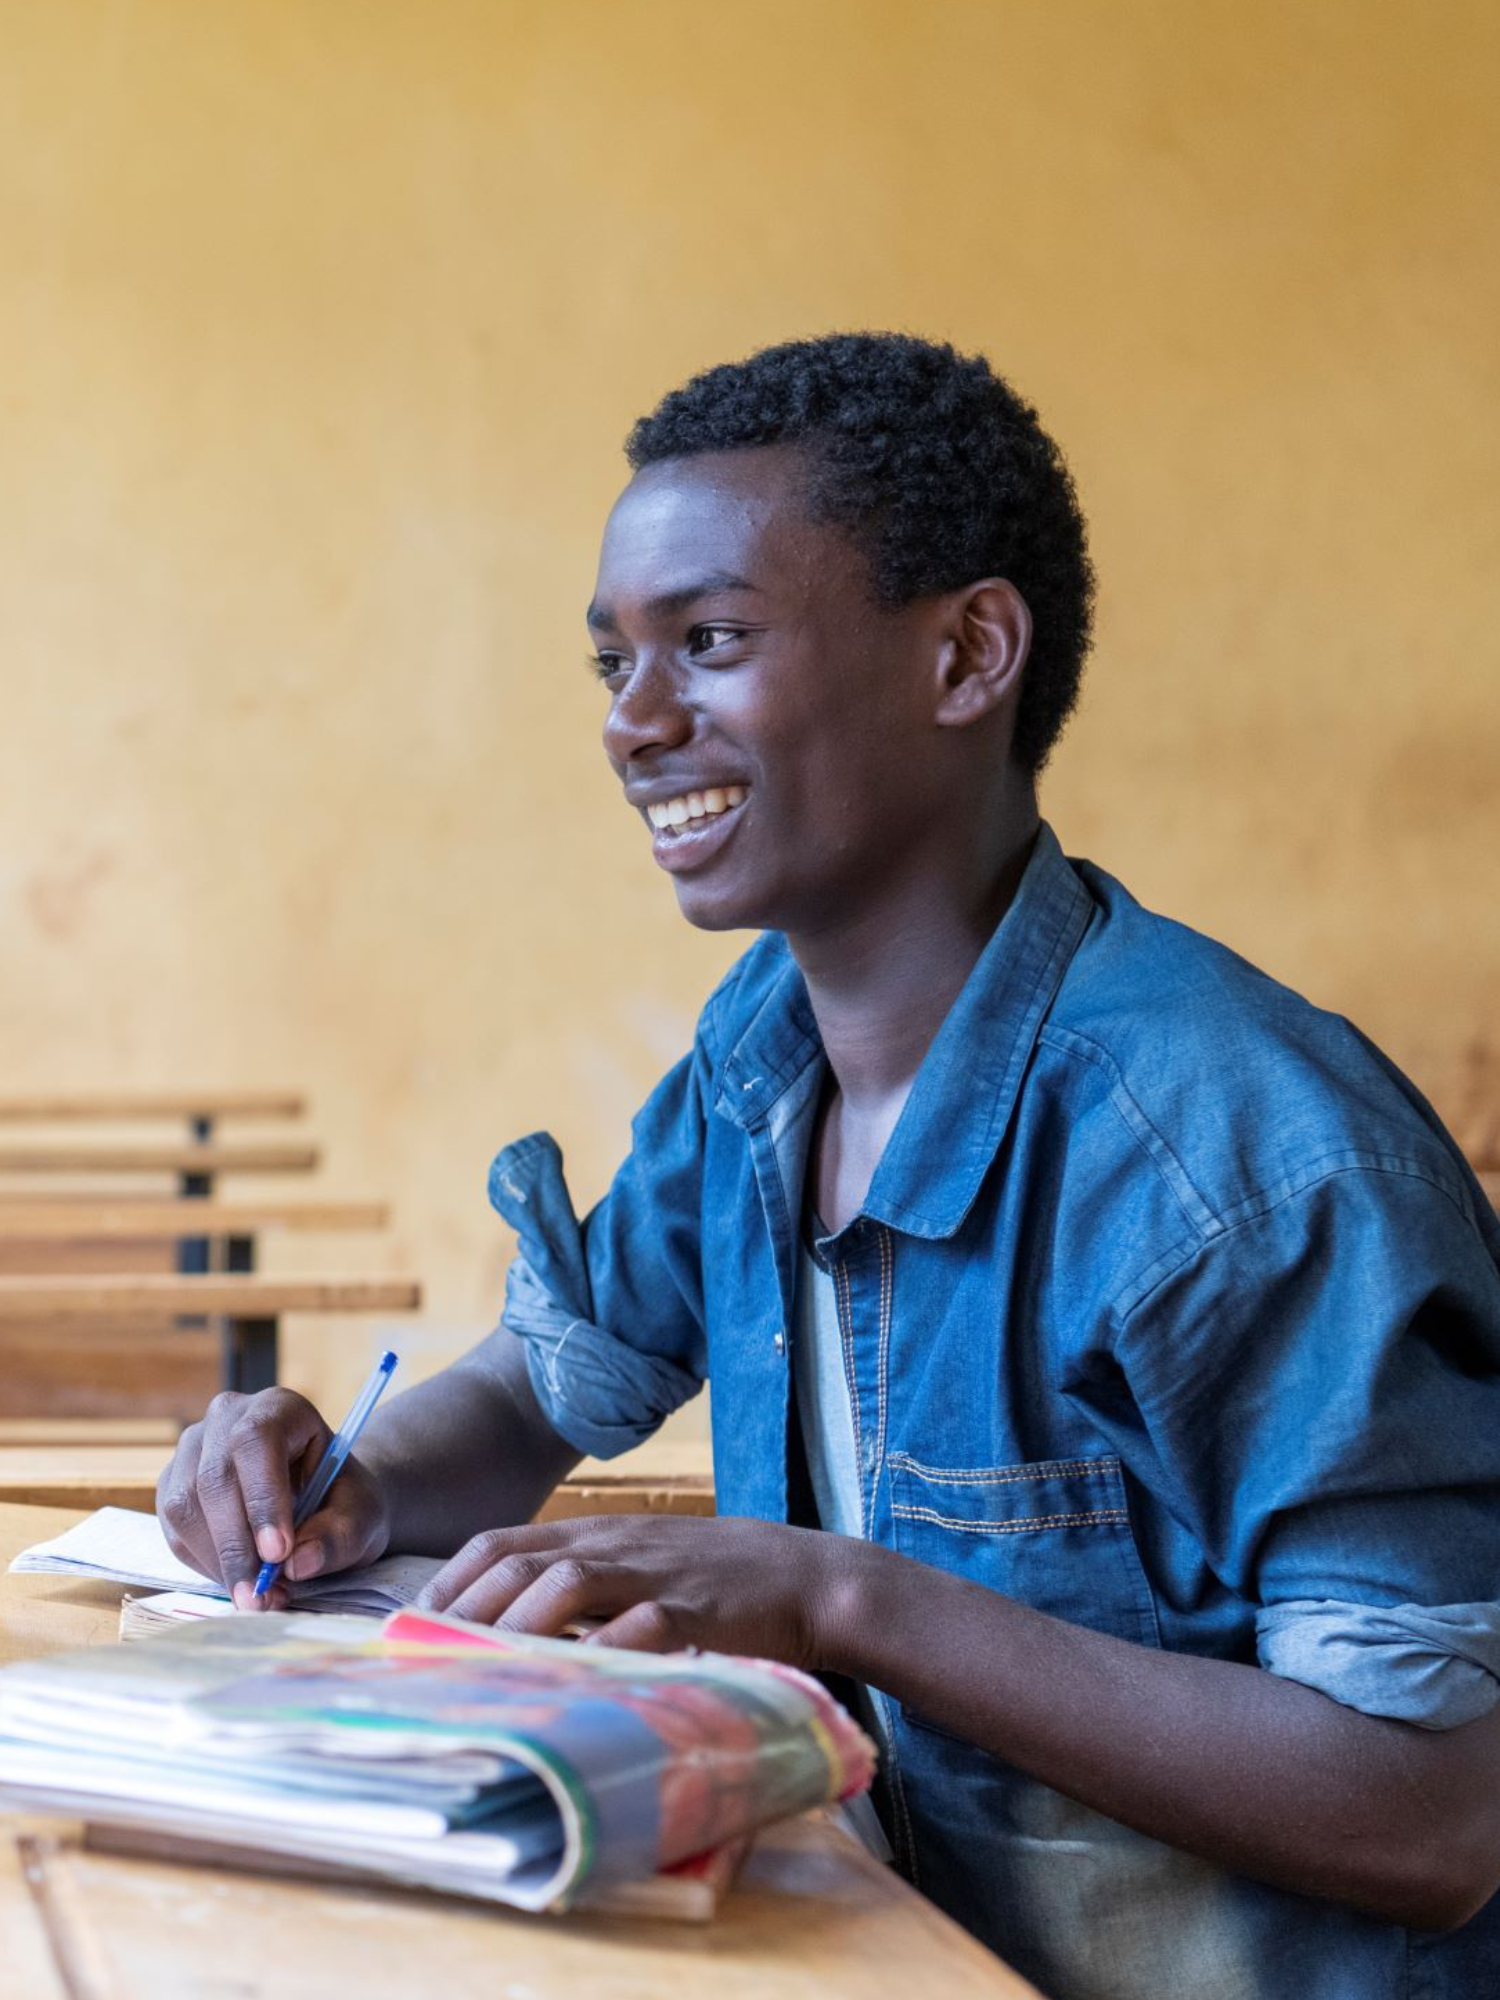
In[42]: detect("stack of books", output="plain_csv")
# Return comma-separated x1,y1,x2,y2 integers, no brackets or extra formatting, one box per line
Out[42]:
0,1602,874,1919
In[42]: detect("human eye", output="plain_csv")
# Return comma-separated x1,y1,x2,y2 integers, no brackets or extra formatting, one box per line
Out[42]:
586,651,629,687
686,623,747,658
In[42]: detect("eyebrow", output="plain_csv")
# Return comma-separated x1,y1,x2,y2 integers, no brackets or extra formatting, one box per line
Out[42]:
586,571,761,631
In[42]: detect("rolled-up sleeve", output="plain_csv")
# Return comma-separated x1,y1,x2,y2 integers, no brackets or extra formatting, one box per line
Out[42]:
488,1021,721,1459
1115,1161,1500,1729
1256,1597,1500,1728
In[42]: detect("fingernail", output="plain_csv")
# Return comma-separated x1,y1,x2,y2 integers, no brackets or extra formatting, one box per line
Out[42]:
255,1524,288,1564
231,1581,255,1611
285,1542,323,1582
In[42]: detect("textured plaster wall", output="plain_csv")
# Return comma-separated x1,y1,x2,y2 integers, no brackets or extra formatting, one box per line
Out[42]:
1,1,1496,1416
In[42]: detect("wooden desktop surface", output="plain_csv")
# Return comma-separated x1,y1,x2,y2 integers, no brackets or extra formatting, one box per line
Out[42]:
0,1142,320,1175
0,1420,180,1447
0,1200,388,1238
0,1437,717,1517
0,1502,1041,1999
0,1092,308,1121
0,1274,421,1318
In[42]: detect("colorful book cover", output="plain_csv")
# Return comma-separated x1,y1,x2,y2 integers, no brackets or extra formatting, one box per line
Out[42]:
0,1607,875,1914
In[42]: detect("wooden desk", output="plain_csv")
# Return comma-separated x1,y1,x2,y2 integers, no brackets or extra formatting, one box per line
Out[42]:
547,1440,715,1519
0,1503,1040,1998
0,1420,179,1447
0,1274,421,1415
0,1142,320,1179
0,1447,182,1512
0,1093,307,1122
0,1199,392,1293
0,1276,419,1319
0,1439,715,1519
0,1200,388,1239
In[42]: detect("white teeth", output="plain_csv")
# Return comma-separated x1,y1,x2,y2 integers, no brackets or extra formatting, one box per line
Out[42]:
645,786,748,831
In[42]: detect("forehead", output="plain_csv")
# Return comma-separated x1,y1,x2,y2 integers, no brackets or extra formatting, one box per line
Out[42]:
592,447,859,614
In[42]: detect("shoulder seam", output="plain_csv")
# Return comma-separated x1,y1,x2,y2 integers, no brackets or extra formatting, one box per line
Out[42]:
1038,1023,1222,1239
1117,1157,1485,1326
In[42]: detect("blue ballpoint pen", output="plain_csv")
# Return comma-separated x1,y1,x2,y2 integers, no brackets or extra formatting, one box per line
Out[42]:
252,1349,399,1599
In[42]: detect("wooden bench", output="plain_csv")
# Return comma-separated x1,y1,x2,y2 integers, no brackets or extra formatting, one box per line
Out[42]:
0,1091,306,1126
0,1420,179,1447
0,1446,179,1513
0,1500,1040,1998
0,1198,388,1280
0,1141,320,1185
0,1097,314,1214
0,1202,394,1415
0,1200,386,1240
0,1091,320,1255
0,1275,421,1420
0,1145,326,1289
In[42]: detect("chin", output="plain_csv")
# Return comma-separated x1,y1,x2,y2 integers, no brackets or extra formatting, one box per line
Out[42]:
672,883,762,934
669,865,787,935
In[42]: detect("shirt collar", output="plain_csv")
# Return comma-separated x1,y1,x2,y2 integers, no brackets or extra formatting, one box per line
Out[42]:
715,822,1097,1239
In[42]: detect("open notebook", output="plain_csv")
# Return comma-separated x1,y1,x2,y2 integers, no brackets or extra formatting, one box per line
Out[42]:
10,1507,443,1616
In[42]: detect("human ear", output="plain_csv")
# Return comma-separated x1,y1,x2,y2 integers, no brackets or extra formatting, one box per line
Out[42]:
933,580,1033,729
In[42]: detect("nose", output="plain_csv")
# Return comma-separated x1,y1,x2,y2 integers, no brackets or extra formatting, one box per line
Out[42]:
602,654,693,771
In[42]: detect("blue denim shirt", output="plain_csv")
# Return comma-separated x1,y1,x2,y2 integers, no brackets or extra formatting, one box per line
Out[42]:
490,825,1500,2000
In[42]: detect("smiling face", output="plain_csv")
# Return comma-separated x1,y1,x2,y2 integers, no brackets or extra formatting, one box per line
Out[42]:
588,446,995,940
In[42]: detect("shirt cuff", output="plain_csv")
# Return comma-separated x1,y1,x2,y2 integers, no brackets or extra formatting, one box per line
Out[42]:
502,1253,699,1459
490,1131,701,1461
1257,1597,1500,1729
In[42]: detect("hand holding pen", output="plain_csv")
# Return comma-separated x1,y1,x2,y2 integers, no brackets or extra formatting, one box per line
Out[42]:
250,1350,400,1602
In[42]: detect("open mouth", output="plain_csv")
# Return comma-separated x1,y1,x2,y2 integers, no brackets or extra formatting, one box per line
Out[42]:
641,785,749,874
645,785,747,835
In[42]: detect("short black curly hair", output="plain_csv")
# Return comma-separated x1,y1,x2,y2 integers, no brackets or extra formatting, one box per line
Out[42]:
625,332,1095,775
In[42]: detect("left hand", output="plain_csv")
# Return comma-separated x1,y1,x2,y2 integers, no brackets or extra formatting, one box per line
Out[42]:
413,1513,871,1664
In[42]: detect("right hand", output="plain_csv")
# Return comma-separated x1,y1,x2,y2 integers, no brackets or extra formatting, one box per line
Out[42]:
156,1388,391,1610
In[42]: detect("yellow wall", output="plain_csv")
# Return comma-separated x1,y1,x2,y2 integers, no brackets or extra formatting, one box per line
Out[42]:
2,2,1497,1415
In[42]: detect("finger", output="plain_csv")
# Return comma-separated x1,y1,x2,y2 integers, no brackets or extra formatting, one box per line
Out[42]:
415,1522,583,1611
224,1389,333,1568
192,1403,262,1593
282,1457,389,1582
580,1600,679,1653
478,1555,636,1635
155,1423,220,1579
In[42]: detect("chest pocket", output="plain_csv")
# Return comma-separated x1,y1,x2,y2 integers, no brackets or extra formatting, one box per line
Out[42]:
888,1452,1161,1655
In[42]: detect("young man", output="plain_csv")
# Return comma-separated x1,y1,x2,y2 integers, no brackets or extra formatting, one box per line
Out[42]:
160,335,1500,1999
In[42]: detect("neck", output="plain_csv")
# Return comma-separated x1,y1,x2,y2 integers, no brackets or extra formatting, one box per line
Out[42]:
789,787,1041,1114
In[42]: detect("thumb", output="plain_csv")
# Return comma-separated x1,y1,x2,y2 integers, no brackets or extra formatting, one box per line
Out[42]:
283,1458,389,1581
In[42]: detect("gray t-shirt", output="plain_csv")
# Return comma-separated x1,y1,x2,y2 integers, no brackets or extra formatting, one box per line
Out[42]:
792,1240,864,1540
792,1239,892,1864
